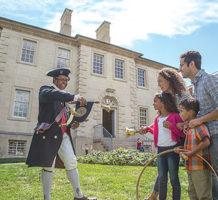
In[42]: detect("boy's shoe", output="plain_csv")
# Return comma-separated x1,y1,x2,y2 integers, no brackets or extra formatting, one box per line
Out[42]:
74,196,97,200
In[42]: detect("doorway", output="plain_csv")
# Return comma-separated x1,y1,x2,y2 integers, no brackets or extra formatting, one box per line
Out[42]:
102,109,114,137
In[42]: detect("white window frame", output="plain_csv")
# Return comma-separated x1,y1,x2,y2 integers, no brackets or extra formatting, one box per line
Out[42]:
17,37,39,66
13,90,30,118
114,59,125,80
137,68,148,89
139,107,149,127
56,47,70,69
8,86,33,121
93,53,104,75
8,140,26,157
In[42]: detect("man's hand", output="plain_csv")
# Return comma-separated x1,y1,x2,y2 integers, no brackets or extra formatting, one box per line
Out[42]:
71,121,80,129
163,120,171,129
78,97,87,106
189,118,202,128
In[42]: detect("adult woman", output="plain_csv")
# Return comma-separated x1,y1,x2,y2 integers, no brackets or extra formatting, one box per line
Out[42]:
143,68,191,200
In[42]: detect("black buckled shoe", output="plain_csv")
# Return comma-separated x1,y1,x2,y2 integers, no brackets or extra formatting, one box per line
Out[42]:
74,196,97,200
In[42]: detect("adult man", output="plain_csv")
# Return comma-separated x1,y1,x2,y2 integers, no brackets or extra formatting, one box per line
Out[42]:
179,51,218,200
26,68,96,200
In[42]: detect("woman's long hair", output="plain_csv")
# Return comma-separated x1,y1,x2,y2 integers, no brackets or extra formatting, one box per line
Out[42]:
158,68,187,97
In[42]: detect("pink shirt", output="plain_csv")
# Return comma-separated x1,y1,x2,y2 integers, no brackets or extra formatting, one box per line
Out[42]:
146,113,185,148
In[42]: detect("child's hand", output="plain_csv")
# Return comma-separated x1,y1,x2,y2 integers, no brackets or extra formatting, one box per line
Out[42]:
179,152,188,160
174,146,183,154
183,151,193,158
176,122,184,130
139,126,149,135
163,120,171,129
183,121,189,135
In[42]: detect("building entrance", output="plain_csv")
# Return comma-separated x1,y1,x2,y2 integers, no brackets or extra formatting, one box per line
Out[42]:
102,109,114,137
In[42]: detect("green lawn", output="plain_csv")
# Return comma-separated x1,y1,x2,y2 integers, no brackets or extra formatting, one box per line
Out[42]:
0,163,189,200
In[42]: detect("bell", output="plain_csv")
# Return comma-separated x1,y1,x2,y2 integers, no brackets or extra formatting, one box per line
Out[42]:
101,104,111,112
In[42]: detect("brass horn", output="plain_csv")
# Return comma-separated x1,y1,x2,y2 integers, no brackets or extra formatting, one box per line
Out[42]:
101,104,111,112
126,128,139,138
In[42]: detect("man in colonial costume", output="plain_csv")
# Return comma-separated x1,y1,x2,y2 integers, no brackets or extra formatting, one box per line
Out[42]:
26,68,96,200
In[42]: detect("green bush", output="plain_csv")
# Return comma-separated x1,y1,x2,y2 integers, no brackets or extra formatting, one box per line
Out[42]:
0,157,26,164
78,147,157,166
78,147,185,166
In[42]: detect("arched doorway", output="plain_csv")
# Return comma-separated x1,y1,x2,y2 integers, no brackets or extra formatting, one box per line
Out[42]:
102,97,117,138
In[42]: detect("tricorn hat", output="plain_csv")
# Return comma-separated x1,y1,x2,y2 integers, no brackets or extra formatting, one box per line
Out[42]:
46,68,71,77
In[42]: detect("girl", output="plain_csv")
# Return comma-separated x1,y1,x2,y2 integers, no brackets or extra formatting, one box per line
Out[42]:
145,68,191,200
140,92,185,200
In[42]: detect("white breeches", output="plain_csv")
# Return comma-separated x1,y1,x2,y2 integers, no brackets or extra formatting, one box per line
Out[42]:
43,133,77,171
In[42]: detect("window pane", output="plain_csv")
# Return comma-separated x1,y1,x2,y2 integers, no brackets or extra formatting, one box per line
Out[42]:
138,69,145,87
57,48,70,68
21,40,36,64
13,90,30,118
140,107,148,126
93,54,103,75
8,140,26,156
115,59,124,79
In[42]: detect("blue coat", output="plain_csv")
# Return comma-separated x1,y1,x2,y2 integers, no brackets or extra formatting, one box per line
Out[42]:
26,85,75,168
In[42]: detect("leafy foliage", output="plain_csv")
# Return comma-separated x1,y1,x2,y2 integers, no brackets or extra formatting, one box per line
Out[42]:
0,157,26,163
78,147,185,166
78,147,157,166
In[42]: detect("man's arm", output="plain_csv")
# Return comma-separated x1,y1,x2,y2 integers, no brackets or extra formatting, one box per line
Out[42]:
189,109,218,128
39,86,75,103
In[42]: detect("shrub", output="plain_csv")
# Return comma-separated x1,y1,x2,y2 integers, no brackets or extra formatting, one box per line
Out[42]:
78,147,185,166
0,157,26,164
77,147,157,166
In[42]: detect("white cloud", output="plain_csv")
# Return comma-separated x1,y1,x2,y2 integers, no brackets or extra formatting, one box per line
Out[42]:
52,0,218,46
3,0,218,46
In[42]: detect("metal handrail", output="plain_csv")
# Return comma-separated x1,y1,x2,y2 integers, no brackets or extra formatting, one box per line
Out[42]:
93,124,113,151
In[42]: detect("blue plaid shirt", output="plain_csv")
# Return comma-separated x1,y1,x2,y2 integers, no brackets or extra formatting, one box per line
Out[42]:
193,70,218,136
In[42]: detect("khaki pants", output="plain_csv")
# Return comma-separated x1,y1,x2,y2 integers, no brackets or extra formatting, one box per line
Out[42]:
187,169,212,200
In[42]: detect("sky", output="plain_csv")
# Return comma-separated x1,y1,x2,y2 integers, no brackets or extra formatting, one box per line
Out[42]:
0,0,218,74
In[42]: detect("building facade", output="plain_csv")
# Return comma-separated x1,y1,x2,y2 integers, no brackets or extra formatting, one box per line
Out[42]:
0,9,173,158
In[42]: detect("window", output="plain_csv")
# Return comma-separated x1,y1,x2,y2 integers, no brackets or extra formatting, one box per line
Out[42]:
13,90,30,118
0,27,2,38
21,40,36,64
93,53,103,75
8,140,26,156
115,59,124,79
57,48,70,68
138,69,146,87
139,107,148,127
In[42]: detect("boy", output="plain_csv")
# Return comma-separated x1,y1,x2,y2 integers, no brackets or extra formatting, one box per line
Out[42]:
179,98,212,200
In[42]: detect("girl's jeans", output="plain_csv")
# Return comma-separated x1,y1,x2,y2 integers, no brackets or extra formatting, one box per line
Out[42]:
157,145,181,200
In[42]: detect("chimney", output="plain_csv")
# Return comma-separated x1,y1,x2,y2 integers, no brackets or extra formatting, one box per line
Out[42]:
60,8,72,36
96,21,111,43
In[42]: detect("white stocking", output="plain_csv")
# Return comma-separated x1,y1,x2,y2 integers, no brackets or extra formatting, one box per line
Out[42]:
66,168,83,198
41,170,53,200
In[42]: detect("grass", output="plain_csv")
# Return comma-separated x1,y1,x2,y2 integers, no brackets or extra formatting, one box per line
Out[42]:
0,163,189,200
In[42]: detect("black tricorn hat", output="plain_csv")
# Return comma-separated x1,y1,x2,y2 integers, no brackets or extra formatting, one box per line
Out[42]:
46,68,71,77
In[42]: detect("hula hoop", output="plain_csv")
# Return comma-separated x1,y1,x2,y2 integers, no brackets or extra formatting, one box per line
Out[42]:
136,149,218,200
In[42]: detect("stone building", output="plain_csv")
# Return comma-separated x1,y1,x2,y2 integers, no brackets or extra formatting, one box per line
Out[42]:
0,9,173,158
